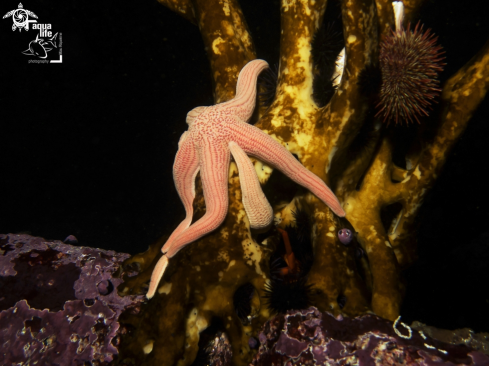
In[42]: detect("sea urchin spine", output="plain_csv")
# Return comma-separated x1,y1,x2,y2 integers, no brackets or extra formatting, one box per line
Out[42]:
376,2,445,125
263,209,314,314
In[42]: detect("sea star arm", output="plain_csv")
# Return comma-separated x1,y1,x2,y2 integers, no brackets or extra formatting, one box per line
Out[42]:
146,254,169,299
161,134,200,253
164,138,231,258
229,121,346,217
223,59,269,122
229,141,273,229
147,136,199,299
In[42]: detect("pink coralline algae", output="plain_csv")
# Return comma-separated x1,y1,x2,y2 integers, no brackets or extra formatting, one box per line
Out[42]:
0,233,145,366
251,307,489,366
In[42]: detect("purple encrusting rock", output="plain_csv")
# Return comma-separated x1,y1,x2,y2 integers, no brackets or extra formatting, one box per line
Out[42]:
0,233,145,366
251,307,489,366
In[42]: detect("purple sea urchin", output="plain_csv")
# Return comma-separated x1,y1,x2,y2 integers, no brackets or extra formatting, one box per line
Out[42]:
376,22,445,124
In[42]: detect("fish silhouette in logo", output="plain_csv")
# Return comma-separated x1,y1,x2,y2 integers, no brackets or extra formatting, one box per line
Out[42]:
22,33,57,59
42,33,58,48
3,3,37,31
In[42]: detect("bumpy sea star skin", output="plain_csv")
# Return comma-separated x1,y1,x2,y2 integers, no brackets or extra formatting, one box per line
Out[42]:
147,59,345,299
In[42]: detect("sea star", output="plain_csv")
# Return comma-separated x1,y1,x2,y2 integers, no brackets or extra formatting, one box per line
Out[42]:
147,59,345,299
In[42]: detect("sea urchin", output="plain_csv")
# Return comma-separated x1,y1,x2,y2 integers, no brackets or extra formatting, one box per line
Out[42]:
263,208,315,314
376,22,445,125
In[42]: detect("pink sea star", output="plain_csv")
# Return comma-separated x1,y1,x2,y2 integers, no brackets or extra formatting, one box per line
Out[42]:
147,59,345,299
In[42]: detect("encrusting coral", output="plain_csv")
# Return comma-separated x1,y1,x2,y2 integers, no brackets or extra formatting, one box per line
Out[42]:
116,0,489,365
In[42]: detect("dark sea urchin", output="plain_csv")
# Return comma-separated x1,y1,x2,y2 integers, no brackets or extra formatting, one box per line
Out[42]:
263,209,315,314
233,282,255,324
258,63,279,108
377,22,445,125
311,21,344,107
